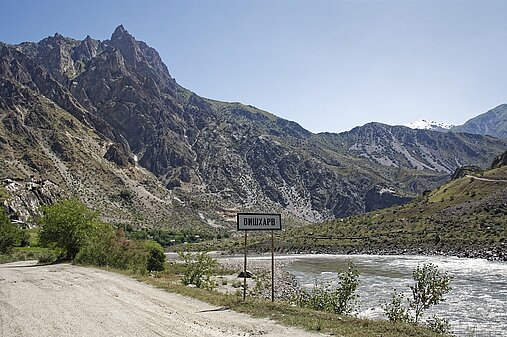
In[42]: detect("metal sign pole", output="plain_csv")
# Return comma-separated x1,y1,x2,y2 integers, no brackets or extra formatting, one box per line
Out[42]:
243,231,247,301
271,230,275,302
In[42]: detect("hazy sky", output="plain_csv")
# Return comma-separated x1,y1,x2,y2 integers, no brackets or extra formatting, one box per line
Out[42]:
2,0,507,132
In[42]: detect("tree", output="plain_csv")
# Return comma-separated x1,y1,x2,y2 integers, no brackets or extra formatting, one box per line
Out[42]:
382,263,451,332
409,263,451,323
38,199,99,260
0,208,27,254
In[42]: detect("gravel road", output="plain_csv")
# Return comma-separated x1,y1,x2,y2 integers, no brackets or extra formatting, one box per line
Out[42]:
0,261,323,337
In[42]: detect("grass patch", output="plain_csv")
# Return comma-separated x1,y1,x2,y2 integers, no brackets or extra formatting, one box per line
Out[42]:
0,246,51,264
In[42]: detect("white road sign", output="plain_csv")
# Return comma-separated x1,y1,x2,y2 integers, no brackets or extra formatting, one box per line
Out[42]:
237,213,282,231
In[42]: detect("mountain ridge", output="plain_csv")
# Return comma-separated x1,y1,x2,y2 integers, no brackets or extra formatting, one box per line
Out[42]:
451,104,507,138
2,25,507,228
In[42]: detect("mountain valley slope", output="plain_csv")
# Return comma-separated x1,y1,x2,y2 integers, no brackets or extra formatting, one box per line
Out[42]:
276,152,507,260
1,26,507,230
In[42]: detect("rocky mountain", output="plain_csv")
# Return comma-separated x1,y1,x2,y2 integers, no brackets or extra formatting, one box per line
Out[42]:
2,26,507,229
451,104,507,138
322,122,504,174
491,149,507,169
280,152,507,261
403,119,454,131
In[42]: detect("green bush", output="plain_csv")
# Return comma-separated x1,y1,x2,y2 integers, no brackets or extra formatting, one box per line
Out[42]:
382,263,451,334
75,226,165,275
37,250,59,264
0,208,28,254
178,249,218,290
381,289,410,323
37,199,99,260
293,262,360,314
75,228,148,274
144,240,166,272
426,315,451,334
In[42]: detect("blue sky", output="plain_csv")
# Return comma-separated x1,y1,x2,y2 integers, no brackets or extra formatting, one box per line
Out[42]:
2,0,507,133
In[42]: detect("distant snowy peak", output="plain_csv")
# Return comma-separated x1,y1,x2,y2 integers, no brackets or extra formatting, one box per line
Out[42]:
403,119,454,131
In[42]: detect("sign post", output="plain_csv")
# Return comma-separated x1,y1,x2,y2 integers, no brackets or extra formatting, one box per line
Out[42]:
271,230,275,302
243,231,247,301
237,213,282,302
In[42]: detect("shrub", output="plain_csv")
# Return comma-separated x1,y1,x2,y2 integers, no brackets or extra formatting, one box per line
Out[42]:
178,249,218,290
0,208,28,254
75,228,147,274
426,315,451,334
144,240,165,272
293,262,360,315
37,250,59,264
410,263,451,323
37,199,99,260
382,263,451,333
381,289,410,323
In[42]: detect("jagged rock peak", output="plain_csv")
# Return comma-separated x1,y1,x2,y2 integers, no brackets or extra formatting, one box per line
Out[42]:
111,24,131,41
47,32,71,44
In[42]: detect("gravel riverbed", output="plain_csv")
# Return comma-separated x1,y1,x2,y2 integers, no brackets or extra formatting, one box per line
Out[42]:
216,256,299,300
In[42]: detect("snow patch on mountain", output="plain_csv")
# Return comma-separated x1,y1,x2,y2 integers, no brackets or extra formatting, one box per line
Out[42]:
403,119,454,131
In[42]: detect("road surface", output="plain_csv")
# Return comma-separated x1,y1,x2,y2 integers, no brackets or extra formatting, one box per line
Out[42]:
0,261,323,337
465,174,507,182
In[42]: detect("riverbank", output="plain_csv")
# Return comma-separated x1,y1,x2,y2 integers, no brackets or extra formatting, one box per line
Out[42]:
166,252,300,300
157,254,445,337
216,256,299,300
241,243,507,262
284,253,507,337
281,245,507,262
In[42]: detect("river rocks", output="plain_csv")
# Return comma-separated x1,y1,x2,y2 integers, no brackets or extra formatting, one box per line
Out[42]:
277,244,507,262
218,258,299,300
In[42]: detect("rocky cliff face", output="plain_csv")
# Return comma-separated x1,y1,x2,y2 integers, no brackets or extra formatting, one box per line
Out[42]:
491,150,507,169
2,26,507,227
2,179,65,226
323,122,504,174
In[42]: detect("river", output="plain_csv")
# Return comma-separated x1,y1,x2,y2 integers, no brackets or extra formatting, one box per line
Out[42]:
282,254,507,337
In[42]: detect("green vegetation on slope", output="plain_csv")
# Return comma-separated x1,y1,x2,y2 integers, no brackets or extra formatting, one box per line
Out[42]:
272,165,507,257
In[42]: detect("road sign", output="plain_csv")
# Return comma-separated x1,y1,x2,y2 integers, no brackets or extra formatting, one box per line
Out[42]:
237,212,282,302
237,213,282,231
